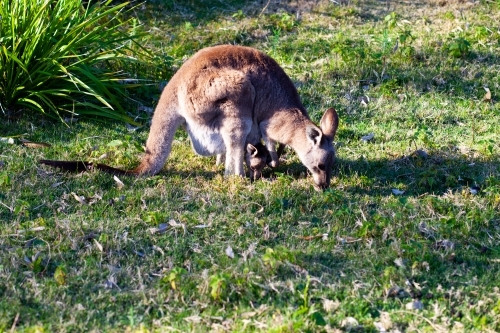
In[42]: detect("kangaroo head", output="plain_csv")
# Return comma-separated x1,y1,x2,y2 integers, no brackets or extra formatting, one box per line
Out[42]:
300,108,339,190
245,142,269,181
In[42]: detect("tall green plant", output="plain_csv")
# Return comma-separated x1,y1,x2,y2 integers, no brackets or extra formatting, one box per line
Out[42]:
0,0,143,123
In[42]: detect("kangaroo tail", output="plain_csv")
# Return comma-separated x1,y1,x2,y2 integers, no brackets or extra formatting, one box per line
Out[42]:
39,159,135,175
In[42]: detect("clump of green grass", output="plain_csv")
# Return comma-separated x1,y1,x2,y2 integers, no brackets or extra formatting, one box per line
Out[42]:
0,0,142,123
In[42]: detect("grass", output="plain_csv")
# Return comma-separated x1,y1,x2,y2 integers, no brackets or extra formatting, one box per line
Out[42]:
0,0,144,123
1,0,500,331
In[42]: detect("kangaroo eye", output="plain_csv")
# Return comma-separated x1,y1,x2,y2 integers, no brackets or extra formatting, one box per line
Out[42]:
318,164,326,171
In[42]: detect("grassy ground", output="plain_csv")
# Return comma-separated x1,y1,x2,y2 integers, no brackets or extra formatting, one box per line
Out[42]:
1,0,500,331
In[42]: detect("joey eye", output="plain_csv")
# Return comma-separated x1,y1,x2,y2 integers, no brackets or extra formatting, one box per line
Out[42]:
318,164,326,171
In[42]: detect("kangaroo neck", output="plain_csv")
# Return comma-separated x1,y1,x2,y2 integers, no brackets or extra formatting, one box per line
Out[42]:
264,108,311,148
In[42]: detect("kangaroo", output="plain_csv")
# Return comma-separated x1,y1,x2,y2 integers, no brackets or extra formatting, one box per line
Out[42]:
40,45,339,189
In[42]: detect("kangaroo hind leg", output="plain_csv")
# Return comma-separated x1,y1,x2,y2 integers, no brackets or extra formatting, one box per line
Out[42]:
220,113,253,177
221,85,255,177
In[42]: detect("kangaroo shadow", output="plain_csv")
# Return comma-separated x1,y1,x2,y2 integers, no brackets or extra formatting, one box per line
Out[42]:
265,145,498,197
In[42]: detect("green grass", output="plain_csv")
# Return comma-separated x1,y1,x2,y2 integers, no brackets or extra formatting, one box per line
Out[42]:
1,0,500,331
0,0,144,123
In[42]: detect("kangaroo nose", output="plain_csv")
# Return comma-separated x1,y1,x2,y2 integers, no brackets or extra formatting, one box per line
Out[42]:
314,182,329,191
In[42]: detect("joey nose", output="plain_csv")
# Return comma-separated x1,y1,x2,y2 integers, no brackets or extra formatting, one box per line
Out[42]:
250,168,262,181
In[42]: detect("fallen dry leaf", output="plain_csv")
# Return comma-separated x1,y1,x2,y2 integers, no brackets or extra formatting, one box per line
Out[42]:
168,219,187,234
152,245,165,255
434,239,455,250
71,192,87,205
149,223,169,235
483,86,491,102
373,321,386,332
360,133,375,142
225,246,235,258
126,123,141,132
341,317,359,329
338,236,362,244
359,95,370,106
379,312,393,330
386,286,409,298
418,222,435,238
184,315,203,323
240,311,257,319
241,242,257,262
422,261,430,271
88,193,103,205
0,137,15,144
299,234,325,241
405,300,424,310
21,140,51,148
194,223,211,228
322,299,341,312
392,189,405,195
394,257,405,268
469,186,479,195
113,175,125,189
93,239,103,252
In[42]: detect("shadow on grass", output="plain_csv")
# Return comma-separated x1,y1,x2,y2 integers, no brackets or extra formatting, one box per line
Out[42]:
314,49,500,117
2,138,495,223
133,0,437,28
133,0,332,27
295,247,500,300
265,146,498,198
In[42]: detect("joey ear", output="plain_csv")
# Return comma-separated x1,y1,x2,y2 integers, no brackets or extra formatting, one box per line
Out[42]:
320,108,339,142
306,125,322,146
246,143,258,157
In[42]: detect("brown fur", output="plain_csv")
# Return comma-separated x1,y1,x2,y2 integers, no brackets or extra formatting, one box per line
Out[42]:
40,45,339,189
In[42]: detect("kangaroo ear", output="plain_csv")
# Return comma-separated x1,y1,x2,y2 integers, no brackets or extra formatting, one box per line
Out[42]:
320,108,339,142
247,143,258,157
306,125,322,146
